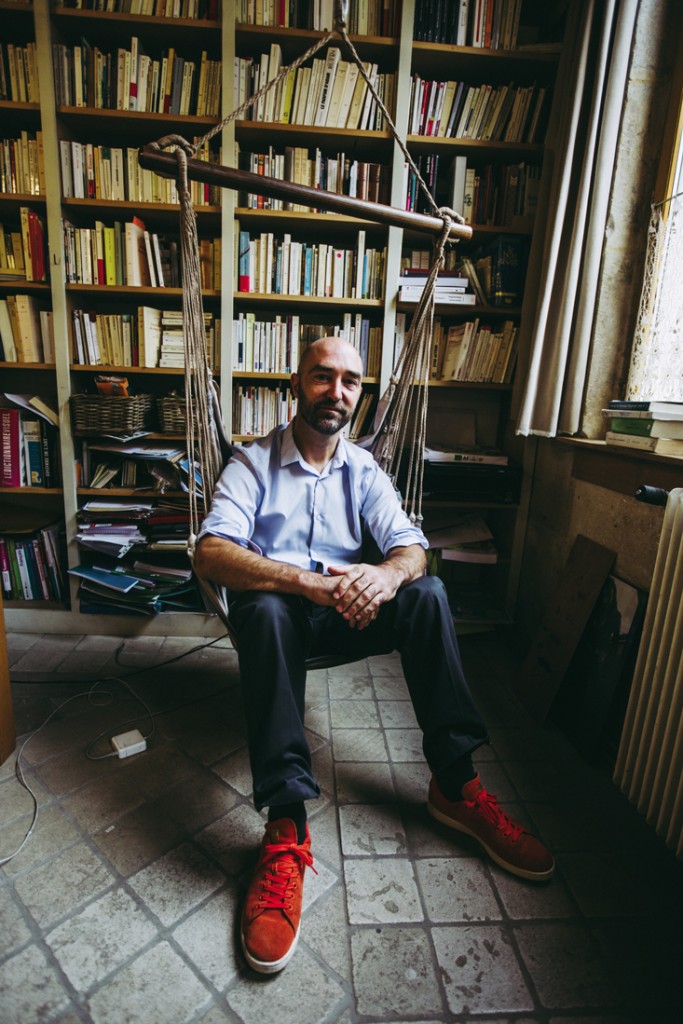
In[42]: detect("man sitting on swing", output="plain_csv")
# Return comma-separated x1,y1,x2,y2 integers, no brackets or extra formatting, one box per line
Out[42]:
194,335,554,976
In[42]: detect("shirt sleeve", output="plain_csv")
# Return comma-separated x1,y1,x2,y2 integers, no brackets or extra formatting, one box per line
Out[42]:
360,461,428,555
197,450,263,554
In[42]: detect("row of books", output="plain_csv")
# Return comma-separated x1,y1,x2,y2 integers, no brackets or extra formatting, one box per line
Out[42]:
437,318,518,383
237,229,386,300
0,405,61,488
603,400,683,458
232,311,382,377
236,145,390,211
61,216,214,289
60,138,222,207
0,209,47,282
71,306,219,369
235,0,398,35
52,39,223,117
56,0,219,17
398,270,476,307
408,76,548,145
0,295,54,363
414,0,523,49
1,132,46,197
232,383,296,437
0,41,40,104
462,158,540,229
234,47,395,131
0,523,66,603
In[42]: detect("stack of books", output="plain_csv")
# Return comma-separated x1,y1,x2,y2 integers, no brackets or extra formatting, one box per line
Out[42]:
603,400,683,457
398,270,476,306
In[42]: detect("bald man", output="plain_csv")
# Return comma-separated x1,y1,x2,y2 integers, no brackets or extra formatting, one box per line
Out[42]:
195,337,553,975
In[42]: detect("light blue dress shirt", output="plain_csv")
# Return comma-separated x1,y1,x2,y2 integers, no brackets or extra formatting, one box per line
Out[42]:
199,423,428,573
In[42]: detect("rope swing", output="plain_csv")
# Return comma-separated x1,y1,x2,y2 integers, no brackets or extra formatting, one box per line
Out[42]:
138,0,471,616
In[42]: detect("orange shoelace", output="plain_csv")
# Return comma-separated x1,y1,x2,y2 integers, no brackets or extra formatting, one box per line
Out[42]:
468,787,525,842
258,841,316,911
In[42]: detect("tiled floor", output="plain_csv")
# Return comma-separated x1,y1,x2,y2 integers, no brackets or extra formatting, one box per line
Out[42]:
1,629,682,1024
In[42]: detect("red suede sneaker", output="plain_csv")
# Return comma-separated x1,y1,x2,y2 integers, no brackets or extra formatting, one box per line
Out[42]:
240,818,315,974
427,774,555,882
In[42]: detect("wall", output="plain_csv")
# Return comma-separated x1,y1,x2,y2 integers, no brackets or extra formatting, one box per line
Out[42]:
514,0,682,647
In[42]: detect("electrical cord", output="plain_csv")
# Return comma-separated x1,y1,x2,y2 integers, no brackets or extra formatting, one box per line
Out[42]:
0,632,230,865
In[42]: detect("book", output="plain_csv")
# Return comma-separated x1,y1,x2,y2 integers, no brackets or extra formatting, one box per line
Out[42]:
604,431,683,456
0,407,23,486
441,539,498,564
607,399,683,418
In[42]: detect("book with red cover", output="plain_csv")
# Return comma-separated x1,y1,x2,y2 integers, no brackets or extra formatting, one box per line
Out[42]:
0,407,23,486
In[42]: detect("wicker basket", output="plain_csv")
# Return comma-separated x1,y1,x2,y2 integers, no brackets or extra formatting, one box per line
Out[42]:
71,393,155,434
157,395,199,434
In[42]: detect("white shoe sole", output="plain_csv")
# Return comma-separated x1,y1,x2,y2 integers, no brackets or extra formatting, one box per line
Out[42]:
241,922,301,974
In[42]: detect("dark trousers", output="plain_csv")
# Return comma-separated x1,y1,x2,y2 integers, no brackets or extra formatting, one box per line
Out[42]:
228,574,489,811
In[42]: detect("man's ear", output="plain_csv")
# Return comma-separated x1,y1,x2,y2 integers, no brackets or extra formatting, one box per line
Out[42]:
290,372,299,398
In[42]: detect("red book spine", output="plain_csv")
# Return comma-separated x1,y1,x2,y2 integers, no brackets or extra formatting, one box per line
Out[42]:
0,408,22,486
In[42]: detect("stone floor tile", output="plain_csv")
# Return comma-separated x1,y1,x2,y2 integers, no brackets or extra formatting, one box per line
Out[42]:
514,921,619,1009
402,801,468,858
195,803,265,877
327,674,374,700
415,856,501,922
303,856,338,911
339,803,407,856
0,943,71,1022
335,762,396,804
0,769,52,826
172,885,241,991
431,923,534,1014
384,727,424,762
120,744,203,800
311,741,335,794
33,743,119,798
212,746,252,796
13,842,114,929
331,728,388,762
91,800,187,876
0,886,32,957
305,704,331,739
61,772,147,834
226,947,345,1024
10,636,82,673
0,802,81,878
307,801,342,871
155,767,239,833
391,761,431,805
127,842,226,927
558,851,654,918
302,886,351,980
378,699,418,728
350,926,442,1018
330,699,380,729
372,673,410,699
492,867,576,920
86,941,211,1024
344,858,423,924
196,1006,235,1024
366,653,402,676
46,888,157,993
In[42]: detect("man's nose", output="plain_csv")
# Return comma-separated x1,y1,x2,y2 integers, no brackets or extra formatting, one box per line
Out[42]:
327,377,343,399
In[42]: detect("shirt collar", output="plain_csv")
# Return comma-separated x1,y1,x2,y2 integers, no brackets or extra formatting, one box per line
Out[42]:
280,421,349,473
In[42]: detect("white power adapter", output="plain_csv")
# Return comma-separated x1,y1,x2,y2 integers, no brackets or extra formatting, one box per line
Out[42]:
111,729,147,759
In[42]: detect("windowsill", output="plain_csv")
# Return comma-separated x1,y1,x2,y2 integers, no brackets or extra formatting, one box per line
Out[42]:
556,436,683,466
555,437,683,498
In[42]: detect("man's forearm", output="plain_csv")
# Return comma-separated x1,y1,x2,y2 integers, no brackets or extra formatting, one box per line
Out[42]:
380,544,427,591
194,534,315,596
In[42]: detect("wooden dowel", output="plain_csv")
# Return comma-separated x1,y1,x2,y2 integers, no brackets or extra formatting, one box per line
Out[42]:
138,145,473,242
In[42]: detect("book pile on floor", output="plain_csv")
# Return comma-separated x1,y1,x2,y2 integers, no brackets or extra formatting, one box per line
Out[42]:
603,400,683,457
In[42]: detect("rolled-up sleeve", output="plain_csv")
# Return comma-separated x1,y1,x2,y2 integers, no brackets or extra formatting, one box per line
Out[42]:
198,451,263,554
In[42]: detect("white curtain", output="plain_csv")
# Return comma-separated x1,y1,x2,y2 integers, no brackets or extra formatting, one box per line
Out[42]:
514,0,640,437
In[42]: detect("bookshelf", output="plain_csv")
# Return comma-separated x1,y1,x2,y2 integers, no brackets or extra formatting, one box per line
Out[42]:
1,0,565,635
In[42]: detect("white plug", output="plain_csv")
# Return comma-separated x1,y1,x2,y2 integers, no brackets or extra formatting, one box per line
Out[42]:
111,729,147,759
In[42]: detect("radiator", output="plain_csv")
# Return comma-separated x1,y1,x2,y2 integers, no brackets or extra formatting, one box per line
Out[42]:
613,487,683,858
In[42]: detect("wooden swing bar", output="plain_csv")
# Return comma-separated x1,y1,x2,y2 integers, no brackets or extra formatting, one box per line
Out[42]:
137,145,473,242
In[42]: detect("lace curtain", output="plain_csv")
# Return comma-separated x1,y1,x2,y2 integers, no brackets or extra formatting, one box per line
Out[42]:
627,193,683,401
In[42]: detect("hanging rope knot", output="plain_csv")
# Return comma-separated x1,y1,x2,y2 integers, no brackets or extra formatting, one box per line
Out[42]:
148,134,196,199
333,0,349,32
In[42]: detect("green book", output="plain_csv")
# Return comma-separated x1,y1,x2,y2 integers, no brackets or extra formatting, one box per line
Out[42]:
607,416,653,436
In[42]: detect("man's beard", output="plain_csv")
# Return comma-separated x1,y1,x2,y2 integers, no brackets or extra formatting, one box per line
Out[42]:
298,395,353,435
